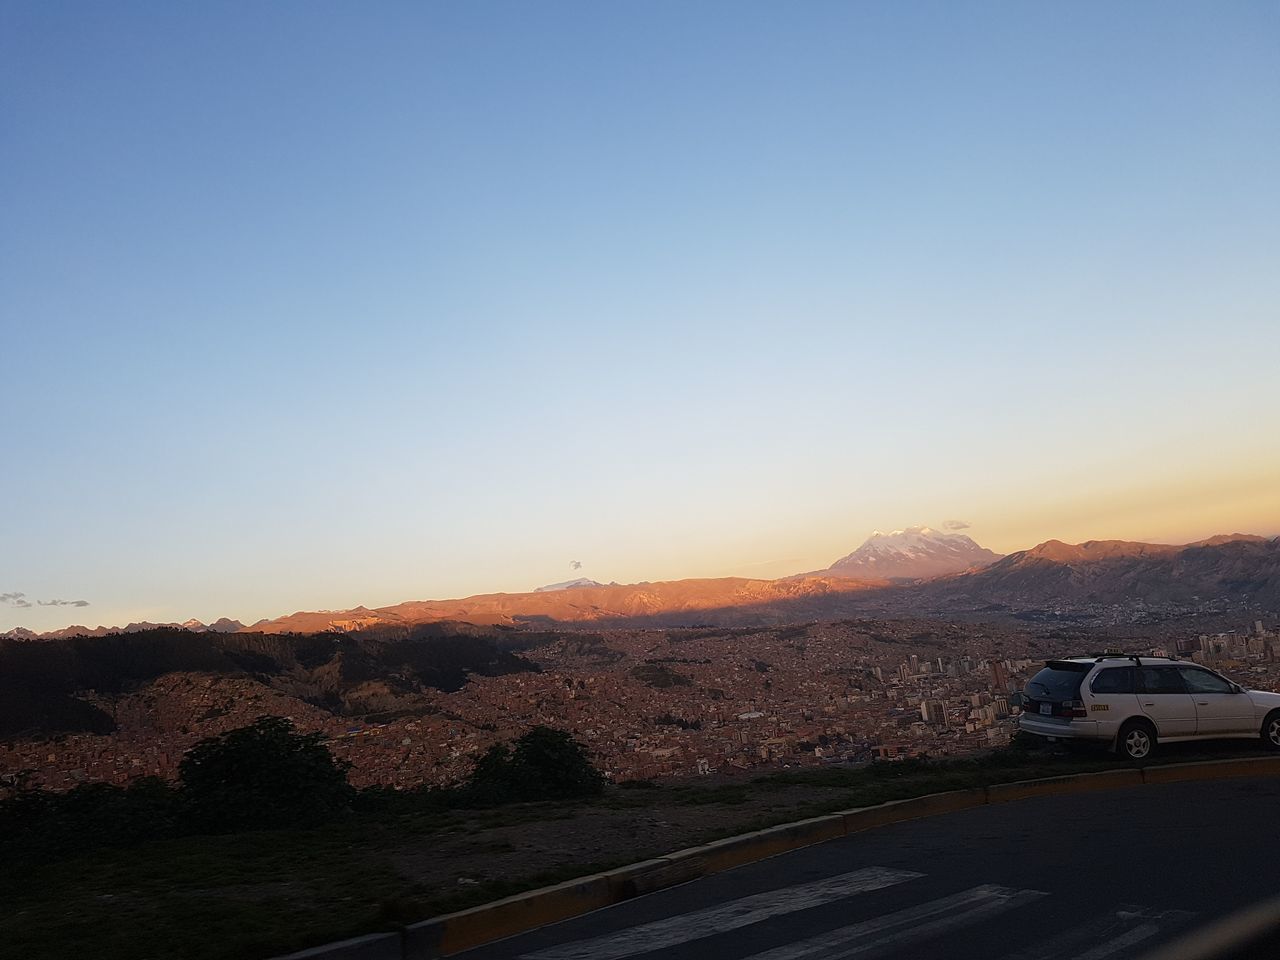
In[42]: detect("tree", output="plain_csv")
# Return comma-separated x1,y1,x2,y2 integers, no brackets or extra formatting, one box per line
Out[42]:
467,726,604,803
178,716,353,832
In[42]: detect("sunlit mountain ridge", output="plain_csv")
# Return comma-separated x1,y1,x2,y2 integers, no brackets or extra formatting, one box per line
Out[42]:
7,533,1278,639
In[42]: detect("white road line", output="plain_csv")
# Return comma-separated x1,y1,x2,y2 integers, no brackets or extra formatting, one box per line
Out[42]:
742,884,1049,960
994,903,1198,960
519,866,923,960
1073,923,1162,959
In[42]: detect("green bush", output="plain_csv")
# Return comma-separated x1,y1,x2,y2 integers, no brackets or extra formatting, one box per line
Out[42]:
467,726,604,803
179,716,354,832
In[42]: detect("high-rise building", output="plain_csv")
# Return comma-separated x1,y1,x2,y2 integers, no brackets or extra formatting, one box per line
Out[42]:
920,699,946,727
991,660,1009,692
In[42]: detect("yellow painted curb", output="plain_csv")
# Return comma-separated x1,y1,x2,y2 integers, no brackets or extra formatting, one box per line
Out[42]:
986,768,1145,803
668,814,849,875
842,788,987,833
403,874,612,959
599,857,687,900
1140,756,1280,785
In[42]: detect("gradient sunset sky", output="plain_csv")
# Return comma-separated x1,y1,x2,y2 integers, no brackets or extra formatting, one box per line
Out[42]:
4,1,1278,632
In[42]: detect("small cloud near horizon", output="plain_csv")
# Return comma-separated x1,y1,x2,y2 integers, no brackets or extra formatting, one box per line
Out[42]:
2,592,89,609
570,560,582,570
943,520,971,531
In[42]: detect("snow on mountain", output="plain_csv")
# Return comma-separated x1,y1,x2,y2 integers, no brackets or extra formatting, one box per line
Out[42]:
825,526,1002,580
533,577,605,593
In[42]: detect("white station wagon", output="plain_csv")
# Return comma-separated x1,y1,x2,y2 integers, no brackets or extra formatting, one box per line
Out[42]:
1019,655,1280,761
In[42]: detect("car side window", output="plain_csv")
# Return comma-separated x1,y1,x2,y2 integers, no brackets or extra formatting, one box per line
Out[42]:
1091,667,1135,694
1140,667,1188,694
1179,668,1233,694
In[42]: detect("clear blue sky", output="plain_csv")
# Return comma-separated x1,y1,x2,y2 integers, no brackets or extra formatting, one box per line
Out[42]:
3,1,1278,631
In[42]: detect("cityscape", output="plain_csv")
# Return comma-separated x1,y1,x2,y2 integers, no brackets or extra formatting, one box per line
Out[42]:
6,617,1278,793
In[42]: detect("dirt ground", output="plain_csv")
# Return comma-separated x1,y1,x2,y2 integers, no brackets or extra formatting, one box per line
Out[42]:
392,779,860,893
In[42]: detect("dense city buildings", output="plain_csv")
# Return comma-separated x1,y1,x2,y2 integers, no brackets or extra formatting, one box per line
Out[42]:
3,618,1278,793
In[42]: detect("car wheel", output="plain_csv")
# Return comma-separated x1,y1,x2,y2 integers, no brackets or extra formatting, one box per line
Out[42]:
1262,711,1280,752
1118,720,1156,762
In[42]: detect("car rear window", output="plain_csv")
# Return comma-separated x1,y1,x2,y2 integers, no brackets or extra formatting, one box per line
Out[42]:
1091,666,1136,694
1026,663,1088,701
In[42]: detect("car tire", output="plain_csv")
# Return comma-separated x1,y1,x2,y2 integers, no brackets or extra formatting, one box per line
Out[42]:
1117,719,1156,762
1262,711,1280,752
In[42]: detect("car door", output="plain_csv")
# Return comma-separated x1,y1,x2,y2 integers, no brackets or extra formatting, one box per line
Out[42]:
1179,666,1255,734
1138,667,1197,738
1086,665,1139,731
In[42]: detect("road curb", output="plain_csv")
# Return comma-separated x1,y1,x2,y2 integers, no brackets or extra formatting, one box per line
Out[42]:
986,767,1145,802
1139,756,1280,784
843,787,987,833
274,755,1280,960
272,933,403,960
404,874,614,959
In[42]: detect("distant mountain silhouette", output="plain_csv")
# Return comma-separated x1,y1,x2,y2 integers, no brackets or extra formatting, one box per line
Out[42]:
7,618,248,641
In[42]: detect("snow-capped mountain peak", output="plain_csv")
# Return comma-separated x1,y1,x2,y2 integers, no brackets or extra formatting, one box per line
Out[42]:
534,577,604,593
826,526,1002,580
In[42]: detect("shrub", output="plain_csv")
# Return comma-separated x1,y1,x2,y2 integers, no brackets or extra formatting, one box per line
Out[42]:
178,716,354,832
467,726,604,803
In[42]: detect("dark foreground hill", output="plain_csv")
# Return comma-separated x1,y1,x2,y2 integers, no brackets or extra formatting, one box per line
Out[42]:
0,623,554,737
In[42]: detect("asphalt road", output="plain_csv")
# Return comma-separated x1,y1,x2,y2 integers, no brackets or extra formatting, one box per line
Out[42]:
455,777,1280,960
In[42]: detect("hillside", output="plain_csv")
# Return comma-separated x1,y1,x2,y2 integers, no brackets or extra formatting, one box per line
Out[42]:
242,575,892,633
0,623,549,738
924,533,1280,610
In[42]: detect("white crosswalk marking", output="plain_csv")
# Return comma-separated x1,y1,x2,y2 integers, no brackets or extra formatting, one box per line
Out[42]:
741,884,1049,960
1073,923,1162,959
994,904,1198,960
519,866,923,960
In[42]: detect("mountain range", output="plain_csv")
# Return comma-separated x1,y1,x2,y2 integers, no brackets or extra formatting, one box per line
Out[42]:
3,617,247,642
920,533,1278,610
5,532,1278,640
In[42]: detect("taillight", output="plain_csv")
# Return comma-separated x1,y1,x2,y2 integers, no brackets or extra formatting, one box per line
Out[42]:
1057,699,1087,719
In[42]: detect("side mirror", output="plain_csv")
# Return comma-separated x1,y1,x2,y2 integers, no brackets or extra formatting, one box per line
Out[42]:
1231,683,1243,694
